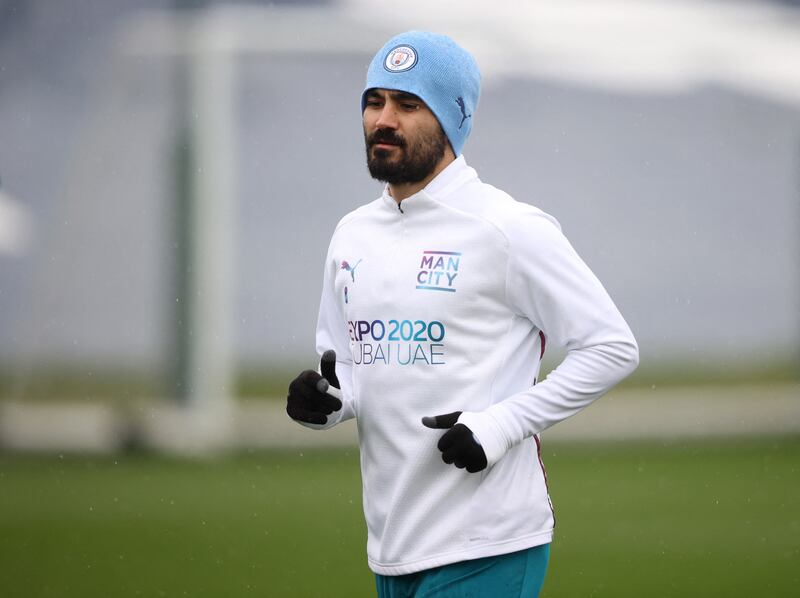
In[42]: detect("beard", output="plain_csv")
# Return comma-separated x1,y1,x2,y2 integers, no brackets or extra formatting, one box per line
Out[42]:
364,125,447,185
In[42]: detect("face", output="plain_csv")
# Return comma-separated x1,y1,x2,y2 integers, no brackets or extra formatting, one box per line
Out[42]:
363,89,448,185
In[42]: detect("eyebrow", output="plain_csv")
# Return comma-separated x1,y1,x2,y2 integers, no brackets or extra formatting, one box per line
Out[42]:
366,89,424,103
391,91,423,102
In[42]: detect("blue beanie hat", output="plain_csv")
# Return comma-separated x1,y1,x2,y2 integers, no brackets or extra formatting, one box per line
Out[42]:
362,31,481,157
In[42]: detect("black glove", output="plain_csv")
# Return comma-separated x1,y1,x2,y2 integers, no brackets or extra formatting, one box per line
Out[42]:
286,350,342,424
422,411,488,473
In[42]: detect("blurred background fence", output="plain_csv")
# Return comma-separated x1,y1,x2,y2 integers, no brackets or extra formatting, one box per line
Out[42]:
1,0,798,453
0,0,799,451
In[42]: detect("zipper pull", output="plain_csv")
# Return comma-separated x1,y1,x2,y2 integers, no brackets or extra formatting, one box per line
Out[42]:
397,201,404,214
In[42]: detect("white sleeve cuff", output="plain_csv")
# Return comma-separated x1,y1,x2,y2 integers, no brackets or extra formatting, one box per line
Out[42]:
294,379,351,430
456,411,511,467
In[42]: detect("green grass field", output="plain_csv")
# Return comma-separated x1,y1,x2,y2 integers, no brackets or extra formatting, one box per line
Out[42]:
1,438,798,597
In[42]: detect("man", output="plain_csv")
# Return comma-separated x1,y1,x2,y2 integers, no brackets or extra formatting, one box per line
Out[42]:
287,31,639,597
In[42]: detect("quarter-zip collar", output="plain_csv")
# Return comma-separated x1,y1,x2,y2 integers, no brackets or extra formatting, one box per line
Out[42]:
380,155,479,214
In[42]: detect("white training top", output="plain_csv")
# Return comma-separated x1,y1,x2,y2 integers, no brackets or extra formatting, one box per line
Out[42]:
309,156,638,576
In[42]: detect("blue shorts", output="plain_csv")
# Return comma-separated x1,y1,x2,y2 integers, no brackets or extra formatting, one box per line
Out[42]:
375,543,550,598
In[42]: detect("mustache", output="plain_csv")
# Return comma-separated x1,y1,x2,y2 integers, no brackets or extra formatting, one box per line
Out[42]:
367,129,406,148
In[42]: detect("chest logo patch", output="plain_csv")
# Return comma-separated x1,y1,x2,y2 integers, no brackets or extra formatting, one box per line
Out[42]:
416,250,461,292
341,259,363,282
341,259,363,305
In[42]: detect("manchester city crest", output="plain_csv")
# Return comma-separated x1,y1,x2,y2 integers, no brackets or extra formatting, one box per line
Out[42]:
384,45,418,72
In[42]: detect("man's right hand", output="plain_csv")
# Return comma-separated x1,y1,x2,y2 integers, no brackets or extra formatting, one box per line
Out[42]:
286,350,343,425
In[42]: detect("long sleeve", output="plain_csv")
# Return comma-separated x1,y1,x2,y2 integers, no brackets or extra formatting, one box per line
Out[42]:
458,210,639,465
301,236,356,430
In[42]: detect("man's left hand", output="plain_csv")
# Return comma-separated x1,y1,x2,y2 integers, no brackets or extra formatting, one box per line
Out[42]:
422,411,488,473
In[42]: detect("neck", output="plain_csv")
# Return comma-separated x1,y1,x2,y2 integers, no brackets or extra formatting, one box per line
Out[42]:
388,151,456,202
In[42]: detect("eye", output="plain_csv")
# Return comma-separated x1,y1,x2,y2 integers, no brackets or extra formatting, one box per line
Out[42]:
401,103,420,111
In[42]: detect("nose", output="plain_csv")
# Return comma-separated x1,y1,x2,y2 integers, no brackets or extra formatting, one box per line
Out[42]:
374,103,399,130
